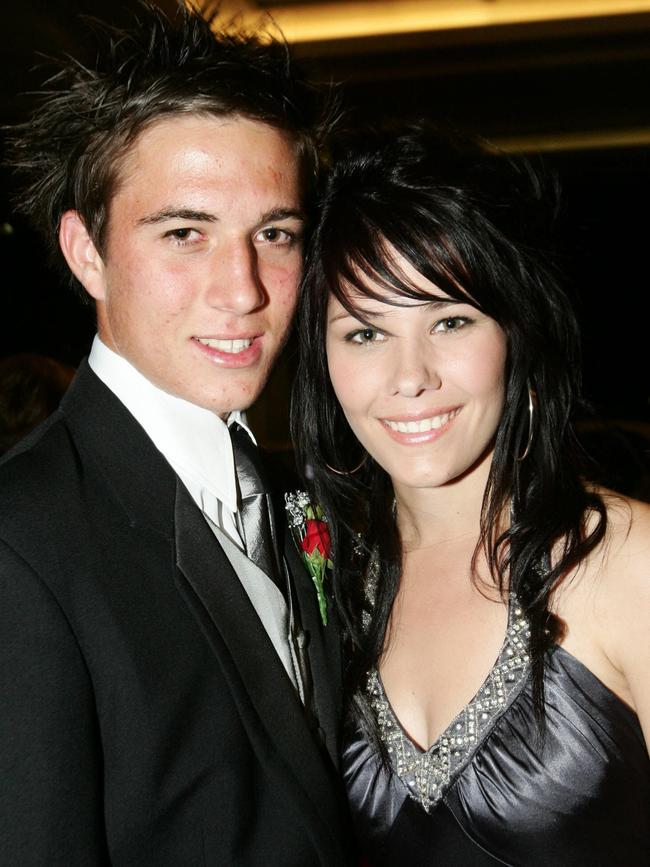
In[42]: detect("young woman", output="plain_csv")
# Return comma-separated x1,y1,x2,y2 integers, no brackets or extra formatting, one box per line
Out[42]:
292,125,650,865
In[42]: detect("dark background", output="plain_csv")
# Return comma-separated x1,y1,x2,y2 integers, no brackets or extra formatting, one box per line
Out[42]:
2,2,649,492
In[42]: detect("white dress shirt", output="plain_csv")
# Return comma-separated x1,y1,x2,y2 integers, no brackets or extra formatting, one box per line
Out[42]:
89,335,249,550
88,336,304,696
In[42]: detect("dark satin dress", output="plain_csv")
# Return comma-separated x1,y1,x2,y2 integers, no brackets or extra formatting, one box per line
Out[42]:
343,601,650,866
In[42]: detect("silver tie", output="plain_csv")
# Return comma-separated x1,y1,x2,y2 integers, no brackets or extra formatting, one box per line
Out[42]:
229,423,284,598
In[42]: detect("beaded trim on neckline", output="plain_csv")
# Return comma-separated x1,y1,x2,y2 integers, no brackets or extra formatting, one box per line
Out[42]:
366,598,531,812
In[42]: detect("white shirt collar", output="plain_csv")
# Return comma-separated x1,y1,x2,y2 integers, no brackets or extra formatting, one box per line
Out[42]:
88,335,255,515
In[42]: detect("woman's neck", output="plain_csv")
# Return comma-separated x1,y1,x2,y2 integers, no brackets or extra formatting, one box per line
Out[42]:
394,454,493,551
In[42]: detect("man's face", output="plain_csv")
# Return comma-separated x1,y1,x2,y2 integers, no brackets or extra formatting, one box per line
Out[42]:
87,114,304,416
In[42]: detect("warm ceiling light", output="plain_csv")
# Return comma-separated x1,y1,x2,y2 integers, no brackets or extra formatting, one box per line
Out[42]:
217,0,650,43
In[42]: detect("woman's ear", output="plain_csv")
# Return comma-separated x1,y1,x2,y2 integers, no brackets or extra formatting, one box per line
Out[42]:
58,211,107,302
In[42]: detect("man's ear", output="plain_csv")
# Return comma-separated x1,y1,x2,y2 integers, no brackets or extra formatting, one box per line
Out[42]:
58,211,107,301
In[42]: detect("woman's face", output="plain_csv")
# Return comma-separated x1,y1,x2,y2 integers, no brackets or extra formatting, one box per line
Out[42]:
325,252,508,495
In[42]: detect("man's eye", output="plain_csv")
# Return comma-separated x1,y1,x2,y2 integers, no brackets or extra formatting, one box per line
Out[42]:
255,227,293,244
164,227,199,245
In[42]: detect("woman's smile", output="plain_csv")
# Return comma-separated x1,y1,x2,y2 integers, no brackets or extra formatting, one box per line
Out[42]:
380,406,463,441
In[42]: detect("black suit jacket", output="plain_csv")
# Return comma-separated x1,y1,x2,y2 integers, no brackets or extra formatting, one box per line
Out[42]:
0,362,351,865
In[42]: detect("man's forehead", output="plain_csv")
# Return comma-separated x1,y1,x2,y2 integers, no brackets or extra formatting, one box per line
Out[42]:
120,111,299,165
108,112,303,205
102,112,306,227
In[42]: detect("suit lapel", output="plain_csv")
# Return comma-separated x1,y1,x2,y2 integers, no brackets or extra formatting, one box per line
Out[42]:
245,452,344,768
174,484,344,855
60,362,176,537
284,536,343,769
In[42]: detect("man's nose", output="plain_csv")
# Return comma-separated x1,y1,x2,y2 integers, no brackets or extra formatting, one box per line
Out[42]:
389,342,442,398
205,240,266,314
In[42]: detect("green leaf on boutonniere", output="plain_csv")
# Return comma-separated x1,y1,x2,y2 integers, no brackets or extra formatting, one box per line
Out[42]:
285,491,332,626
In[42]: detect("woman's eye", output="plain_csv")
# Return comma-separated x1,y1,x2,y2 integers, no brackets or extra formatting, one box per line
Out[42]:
347,328,386,345
432,316,470,333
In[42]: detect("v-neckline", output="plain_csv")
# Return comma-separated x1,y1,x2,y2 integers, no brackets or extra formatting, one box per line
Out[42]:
366,596,532,810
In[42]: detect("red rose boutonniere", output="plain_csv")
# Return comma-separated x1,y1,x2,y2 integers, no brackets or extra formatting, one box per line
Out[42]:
285,491,332,625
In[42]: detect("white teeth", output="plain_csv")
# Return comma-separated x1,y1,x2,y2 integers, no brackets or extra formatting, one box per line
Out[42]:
196,337,253,353
384,410,458,434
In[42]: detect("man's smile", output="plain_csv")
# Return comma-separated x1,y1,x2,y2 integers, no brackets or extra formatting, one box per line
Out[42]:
194,336,254,354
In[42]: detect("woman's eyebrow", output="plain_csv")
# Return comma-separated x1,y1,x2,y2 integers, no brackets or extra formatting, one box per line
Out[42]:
424,298,457,310
329,295,465,324
328,305,388,324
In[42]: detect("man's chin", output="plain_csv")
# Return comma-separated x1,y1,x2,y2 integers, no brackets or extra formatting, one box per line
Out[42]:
201,387,267,419
162,363,273,416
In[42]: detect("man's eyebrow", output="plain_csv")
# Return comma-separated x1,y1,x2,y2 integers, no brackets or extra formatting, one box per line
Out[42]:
137,208,219,226
257,207,306,224
136,207,306,227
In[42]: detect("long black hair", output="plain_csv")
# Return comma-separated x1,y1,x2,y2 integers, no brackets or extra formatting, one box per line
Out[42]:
292,122,606,723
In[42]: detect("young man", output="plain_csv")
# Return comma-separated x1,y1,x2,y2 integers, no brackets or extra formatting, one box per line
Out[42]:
0,5,350,864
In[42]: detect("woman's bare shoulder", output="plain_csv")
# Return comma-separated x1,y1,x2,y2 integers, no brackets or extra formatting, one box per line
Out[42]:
598,489,650,570
551,489,649,737
594,490,650,745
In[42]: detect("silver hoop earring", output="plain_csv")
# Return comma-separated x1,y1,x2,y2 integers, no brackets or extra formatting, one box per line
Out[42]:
516,385,538,462
325,454,367,476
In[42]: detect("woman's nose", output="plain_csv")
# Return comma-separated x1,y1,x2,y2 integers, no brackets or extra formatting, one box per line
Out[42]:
389,343,441,397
